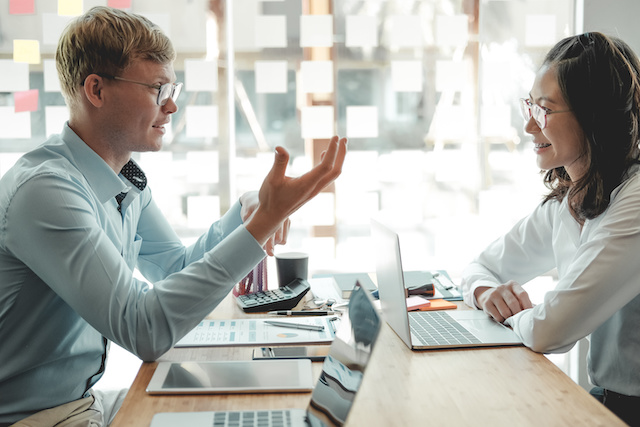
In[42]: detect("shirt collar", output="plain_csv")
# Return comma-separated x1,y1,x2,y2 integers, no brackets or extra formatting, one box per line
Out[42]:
60,123,134,204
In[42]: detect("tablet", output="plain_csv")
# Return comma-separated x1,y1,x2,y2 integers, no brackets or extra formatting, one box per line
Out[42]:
146,359,314,394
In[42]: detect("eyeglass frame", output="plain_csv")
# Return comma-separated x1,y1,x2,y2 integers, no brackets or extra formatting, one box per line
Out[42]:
96,73,183,106
519,98,571,130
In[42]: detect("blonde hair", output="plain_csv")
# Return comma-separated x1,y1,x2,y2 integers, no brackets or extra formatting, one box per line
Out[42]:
55,6,175,110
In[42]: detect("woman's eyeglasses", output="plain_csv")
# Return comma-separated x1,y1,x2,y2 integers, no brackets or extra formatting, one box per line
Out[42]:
519,98,571,130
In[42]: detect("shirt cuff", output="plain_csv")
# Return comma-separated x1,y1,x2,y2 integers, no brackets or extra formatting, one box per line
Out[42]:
206,225,266,283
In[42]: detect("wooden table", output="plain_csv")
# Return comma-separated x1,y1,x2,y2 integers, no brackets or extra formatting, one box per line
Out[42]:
111,295,625,427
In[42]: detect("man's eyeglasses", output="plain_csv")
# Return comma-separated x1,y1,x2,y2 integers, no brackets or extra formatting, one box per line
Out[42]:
97,73,183,106
519,98,571,130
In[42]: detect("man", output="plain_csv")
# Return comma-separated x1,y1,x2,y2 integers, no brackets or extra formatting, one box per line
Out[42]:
0,6,347,426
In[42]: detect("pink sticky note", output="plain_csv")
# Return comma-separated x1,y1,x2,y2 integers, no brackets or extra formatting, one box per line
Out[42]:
10,0,35,14
107,0,132,8
14,89,39,113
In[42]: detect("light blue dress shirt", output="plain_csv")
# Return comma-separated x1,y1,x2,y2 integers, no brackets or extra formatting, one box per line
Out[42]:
0,124,266,423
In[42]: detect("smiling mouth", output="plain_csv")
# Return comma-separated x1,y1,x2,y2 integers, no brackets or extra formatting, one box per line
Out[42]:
534,143,551,149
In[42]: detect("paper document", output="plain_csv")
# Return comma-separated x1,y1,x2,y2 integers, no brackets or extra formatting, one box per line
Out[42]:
175,316,340,348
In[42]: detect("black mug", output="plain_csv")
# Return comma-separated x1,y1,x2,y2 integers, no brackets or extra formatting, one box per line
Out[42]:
275,252,308,287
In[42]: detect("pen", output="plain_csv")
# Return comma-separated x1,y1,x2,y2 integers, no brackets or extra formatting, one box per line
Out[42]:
264,320,325,331
268,310,335,316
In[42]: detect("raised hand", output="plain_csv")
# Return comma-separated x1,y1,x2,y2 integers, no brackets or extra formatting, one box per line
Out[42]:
245,136,347,249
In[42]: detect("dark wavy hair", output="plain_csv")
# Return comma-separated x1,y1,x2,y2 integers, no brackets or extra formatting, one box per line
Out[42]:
541,32,640,220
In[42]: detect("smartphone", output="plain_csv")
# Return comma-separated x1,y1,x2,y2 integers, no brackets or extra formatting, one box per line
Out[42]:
252,346,330,362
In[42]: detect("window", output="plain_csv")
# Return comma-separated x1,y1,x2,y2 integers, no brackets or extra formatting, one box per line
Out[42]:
0,0,576,276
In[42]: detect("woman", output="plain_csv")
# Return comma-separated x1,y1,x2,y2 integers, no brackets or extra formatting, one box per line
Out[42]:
461,32,640,426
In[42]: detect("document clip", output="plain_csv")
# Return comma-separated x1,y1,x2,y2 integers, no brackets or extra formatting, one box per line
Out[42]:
404,283,435,298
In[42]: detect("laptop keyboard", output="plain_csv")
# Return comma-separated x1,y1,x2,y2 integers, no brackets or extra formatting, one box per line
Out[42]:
213,410,293,427
410,311,482,346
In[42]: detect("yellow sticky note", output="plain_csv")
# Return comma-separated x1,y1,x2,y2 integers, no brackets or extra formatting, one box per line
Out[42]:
13,39,41,64
58,0,83,16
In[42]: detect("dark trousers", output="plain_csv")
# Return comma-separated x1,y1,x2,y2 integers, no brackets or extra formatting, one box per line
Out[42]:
591,387,640,426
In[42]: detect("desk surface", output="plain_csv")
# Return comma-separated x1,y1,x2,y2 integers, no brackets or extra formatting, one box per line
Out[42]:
111,295,625,427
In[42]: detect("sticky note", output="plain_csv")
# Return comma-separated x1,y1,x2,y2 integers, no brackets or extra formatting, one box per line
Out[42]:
300,106,334,139
184,60,217,92
0,107,31,139
389,15,423,48
107,0,131,9
391,61,423,92
185,105,218,138
13,39,41,64
42,13,74,46
255,16,287,48
300,61,333,93
435,59,470,92
0,153,25,179
345,15,378,48
14,90,39,113
300,15,333,47
436,15,469,47
406,296,431,311
45,106,70,137
43,59,62,93
255,61,288,94
10,0,35,15
58,0,83,16
346,106,378,138
0,60,29,92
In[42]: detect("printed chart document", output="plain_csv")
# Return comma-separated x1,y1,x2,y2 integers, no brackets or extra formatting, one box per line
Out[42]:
175,316,339,348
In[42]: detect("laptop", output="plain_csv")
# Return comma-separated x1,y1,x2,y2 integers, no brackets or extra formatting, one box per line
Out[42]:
371,218,523,350
150,281,382,427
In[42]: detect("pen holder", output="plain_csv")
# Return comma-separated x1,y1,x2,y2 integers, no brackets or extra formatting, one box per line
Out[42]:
234,257,268,296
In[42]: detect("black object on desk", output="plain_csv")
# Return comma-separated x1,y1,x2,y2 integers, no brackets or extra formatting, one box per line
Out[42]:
405,283,435,297
235,278,311,313
316,270,462,301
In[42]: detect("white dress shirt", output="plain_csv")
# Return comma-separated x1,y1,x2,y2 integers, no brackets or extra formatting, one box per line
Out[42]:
461,165,640,396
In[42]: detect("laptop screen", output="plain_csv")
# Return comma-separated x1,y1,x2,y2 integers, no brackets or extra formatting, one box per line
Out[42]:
371,219,414,349
306,282,381,426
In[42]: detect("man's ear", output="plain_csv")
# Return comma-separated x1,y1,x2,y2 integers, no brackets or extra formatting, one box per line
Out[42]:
82,74,105,108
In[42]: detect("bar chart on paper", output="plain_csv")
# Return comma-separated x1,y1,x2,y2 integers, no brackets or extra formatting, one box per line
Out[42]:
175,317,339,347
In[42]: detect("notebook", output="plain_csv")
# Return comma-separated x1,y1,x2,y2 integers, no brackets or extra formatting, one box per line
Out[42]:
371,219,523,350
150,281,382,427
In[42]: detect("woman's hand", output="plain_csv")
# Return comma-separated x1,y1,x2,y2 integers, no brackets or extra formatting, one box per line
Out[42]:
475,281,533,323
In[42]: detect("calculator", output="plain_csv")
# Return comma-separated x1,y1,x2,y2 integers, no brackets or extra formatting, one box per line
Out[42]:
235,278,311,313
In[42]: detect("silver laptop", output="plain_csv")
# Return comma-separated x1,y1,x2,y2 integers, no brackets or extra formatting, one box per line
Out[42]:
371,219,523,350
150,282,381,427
